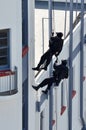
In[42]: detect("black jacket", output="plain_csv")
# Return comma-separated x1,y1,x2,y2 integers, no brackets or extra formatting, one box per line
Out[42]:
49,36,63,55
53,64,69,79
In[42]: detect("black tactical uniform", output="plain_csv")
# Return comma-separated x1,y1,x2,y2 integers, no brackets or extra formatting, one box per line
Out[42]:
32,60,69,94
32,32,63,71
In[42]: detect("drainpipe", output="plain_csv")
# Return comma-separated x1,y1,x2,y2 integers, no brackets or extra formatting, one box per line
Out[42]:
49,0,53,130
68,0,73,130
80,1,86,130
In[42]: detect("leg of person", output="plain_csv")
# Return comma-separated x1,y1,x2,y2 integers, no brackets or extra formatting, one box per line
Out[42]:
42,49,52,70
32,78,51,91
32,77,54,91
42,77,56,94
55,77,61,86
44,53,52,70
32,85,39,91
32,50,49,71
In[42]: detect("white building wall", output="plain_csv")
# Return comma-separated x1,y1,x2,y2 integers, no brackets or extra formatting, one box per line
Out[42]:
0,0,22,130
34,9,86,129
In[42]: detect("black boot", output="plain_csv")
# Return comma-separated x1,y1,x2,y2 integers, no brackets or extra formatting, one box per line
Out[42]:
32,85,39,91
41,67,47,71
42,89,48,94
32,67,40,71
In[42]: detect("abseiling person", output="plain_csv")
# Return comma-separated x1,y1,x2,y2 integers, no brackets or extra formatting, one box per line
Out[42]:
32,32,64,71
32,60,69,94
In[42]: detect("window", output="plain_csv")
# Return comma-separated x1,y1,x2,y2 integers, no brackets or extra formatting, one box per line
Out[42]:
0,29,10,69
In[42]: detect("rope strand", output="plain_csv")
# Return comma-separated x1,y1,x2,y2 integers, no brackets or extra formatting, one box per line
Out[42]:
64,0,67,39
52,0,55,34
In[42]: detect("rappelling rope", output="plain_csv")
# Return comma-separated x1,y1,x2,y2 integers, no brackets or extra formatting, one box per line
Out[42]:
64,0,68,40
52,0,55,34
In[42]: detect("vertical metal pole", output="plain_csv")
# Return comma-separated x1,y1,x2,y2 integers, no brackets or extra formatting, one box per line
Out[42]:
42,18,44,54
49,0,52,37
48,0,53,130
64,0,67,39
69,0,73,130
80,0,85,129
76,0,78,18
10,71,12,95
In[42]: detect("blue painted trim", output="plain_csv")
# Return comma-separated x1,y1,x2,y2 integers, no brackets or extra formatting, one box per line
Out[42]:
80,0,85,128
22,0,28,46
35,1,86,11
68,35,86,62
39,93,48,110
68,1,73,130
36,93,48,112
22,1,28,129
22,78,28,130
72,43,80,61
84,34,86,44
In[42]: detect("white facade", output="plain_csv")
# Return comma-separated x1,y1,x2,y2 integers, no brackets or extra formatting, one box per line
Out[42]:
0,0,22,130
34,14,86,130
0,0,86,130
0,0,35,130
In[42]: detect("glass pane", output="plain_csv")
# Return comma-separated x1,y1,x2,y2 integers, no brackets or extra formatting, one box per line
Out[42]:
0,48,8,56
0,32,7,38
0,38,7,47
0,29,9,68
0,57,7,65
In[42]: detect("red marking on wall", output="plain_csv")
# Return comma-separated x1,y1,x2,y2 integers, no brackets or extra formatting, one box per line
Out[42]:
52,120,55,126
0,70,15,77
72,90,76,99
60,106,66,115
22,46,29,57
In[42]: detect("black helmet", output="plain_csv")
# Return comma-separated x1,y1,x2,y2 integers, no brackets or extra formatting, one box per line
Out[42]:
62,60,67,65
56,32,63,38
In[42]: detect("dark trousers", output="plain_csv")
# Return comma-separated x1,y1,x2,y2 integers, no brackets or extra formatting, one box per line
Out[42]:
37,77,61,90
37,49,53,69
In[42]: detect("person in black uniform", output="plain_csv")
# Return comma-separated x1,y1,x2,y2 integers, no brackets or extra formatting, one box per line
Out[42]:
32,60,69,94
32,32,64,71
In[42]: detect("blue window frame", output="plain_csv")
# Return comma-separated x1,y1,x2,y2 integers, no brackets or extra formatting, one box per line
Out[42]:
0,29,10,69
